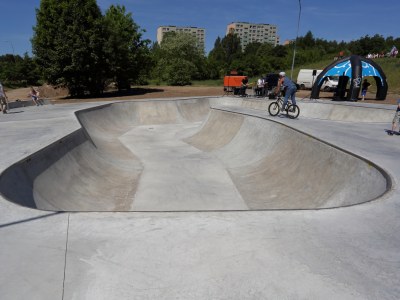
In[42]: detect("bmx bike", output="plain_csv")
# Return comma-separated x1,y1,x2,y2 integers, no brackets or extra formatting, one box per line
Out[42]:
268,95,300,119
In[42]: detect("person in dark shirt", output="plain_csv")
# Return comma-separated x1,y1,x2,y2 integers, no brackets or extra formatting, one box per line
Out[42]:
240,77,248,97
361,79,371,101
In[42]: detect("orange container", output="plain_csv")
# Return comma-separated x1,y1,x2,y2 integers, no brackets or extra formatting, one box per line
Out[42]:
223,76,247,88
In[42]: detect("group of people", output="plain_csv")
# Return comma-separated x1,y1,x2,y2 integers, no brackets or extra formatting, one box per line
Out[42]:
239,72,400,131
241,72,297,113
334,47,399,60
366,52,387,59
366,46,398,59
239,72,297,112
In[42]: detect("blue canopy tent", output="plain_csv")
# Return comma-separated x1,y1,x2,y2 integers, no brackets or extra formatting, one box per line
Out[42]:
311,55,388,100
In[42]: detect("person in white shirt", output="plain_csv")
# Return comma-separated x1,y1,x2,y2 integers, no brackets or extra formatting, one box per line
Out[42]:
256,78,265,96
0,82,8,114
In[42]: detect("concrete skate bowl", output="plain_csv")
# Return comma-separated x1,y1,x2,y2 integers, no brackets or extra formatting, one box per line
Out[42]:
0,98,390,211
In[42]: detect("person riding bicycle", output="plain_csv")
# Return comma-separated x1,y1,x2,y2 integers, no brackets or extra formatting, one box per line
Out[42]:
275,71,297,112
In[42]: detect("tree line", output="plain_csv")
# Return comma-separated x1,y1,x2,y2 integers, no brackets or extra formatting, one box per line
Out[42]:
1,0,399,96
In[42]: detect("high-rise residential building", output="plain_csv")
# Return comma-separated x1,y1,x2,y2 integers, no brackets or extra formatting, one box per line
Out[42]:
226,22,279,50
157,26,205,51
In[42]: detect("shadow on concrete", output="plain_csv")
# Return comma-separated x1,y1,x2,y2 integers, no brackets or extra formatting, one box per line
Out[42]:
63,87,165,100
5,110,24,114
0,212,63,229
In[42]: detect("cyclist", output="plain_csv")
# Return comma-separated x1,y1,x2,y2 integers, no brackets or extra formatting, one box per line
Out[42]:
275,71,297,112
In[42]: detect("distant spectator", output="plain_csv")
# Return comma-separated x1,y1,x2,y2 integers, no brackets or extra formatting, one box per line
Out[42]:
256,77,265,96
390,99,400,134
29,86,40,106
390,46,398,58
361,79,371,101
0,82,8,114
240,77,248,97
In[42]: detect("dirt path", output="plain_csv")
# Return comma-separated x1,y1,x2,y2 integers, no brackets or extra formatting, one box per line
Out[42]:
4,85,400,106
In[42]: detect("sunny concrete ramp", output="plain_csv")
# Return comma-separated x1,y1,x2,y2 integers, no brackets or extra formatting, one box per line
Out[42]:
187,109,388,209
0,98,390,211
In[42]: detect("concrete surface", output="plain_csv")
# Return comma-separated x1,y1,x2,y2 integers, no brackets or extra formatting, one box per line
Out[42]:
0,97,400,299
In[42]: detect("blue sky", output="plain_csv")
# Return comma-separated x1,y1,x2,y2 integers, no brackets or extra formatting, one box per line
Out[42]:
1,0,399,56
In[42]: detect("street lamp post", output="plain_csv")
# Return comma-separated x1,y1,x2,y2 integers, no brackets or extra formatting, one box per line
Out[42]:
290,0,302,80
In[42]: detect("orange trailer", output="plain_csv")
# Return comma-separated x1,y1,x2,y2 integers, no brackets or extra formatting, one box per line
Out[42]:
223,75,248,95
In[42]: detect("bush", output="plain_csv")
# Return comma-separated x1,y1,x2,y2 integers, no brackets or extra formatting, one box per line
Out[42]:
161,59,195,86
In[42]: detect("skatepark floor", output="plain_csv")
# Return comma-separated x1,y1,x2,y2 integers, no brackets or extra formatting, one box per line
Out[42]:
0,96,399,299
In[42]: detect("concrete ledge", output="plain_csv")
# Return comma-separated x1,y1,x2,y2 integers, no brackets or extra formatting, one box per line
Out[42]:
7,98,51,109
214,97,395,122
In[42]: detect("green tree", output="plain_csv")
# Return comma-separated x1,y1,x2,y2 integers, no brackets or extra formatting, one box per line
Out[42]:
221,33,242,66
297,31,316,49
155,32,205,85
103,5,151,90
160,58,195,85
241,42,263,76
207,37,228,78
208,34,243,76
256,43,274,73
208,37,226,63
347,34,386,55
32,0,107,96
0,54,40,87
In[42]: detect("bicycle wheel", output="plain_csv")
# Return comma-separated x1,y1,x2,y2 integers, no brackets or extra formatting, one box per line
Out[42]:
268,101,280,116
286,104,300,119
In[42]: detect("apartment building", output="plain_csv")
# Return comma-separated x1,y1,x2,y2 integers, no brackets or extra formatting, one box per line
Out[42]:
157,26,206,51
226,22,279,50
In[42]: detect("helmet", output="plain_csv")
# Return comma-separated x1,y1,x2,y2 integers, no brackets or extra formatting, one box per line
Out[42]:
279,71,286,77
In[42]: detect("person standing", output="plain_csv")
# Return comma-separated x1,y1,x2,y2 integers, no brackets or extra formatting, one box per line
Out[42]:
240,77,248,97
256,77,264,97
275,71,297,112
390,99,400,134
29,86,40,106
0,82,8,114
361,79,371,101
